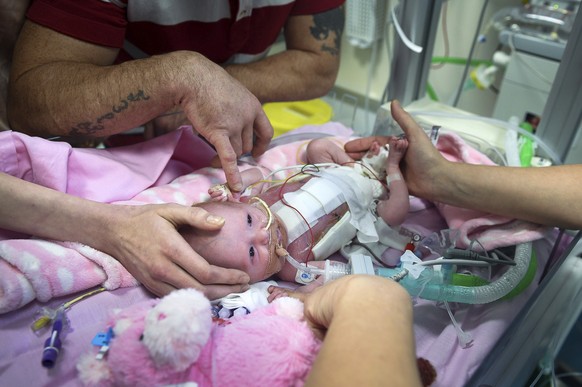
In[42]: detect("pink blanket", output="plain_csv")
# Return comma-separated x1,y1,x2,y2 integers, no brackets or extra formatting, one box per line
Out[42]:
433,131,550,248
0,126,548,314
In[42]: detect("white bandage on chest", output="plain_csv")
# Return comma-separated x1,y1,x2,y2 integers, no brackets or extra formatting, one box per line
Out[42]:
272,167,380,250
271,177,346,244
311,212,357,260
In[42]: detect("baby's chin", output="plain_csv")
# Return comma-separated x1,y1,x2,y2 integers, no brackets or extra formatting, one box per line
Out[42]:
257,255,285,283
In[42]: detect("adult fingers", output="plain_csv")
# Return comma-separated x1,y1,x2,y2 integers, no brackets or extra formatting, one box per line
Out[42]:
241,123,254,156
158,230,250,293
211,137,244,192
250,110,274,158
204,283,251,301
161,204,225,230
141,265,249,300
390,100,428,143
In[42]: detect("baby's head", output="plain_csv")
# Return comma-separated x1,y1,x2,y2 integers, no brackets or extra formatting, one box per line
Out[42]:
181,198,288,283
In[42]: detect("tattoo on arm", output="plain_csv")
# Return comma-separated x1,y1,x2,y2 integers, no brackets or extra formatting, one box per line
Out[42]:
310,6,345,56
70,90,150,135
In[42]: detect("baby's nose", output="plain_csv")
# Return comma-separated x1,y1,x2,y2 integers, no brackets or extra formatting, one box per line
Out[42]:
255,228,270,245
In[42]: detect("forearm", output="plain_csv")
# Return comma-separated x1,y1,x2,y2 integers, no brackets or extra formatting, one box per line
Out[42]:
8,51,200,137
0,173,119,251
225,50,338,104
306,278,421,386
437,162,582,229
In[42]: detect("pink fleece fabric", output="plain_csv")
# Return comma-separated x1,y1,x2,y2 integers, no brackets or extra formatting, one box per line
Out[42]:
0,123,568,387
0,126,548,314
433,131,551,249
0,124,353,313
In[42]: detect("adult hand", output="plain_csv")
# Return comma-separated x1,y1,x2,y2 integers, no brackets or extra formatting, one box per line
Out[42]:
179,56,274,192
295,275,422,387
344,100,447,198
389,100,447,199
298,275,409,339
104,203,250,299
144,108,190,140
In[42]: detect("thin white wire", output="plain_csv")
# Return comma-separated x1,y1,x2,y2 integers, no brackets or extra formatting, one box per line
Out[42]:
262,162,337,180
507,32,554,85
418,258,491,267
390,3,423,53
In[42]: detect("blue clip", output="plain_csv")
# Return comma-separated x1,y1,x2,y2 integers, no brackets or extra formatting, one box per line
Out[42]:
92,327,114,360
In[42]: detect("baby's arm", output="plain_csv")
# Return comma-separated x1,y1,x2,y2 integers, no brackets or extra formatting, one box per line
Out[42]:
376,137,410,226
306,138,354,165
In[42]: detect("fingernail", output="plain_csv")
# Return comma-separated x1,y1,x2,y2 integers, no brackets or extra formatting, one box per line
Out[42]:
232,183,243,192
206,215,224,225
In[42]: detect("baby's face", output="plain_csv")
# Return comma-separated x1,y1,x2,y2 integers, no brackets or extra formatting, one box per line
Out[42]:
182,200,287,283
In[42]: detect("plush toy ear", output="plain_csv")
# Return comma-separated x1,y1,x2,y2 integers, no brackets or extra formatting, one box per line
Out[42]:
142,288,212,372
272,297,305,321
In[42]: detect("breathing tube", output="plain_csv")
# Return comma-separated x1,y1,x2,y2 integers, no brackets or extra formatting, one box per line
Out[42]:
284,242,532,304
375,242,532,304
282,252,350,283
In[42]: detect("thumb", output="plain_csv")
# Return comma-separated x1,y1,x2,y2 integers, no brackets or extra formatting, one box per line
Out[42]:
162,204,225,230
391,100,424,141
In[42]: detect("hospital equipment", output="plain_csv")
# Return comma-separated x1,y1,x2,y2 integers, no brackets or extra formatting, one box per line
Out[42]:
372,1,582,384
284,239,533,305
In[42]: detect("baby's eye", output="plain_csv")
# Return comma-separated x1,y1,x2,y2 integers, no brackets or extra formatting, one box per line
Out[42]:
249,246,255,258
247,214,252,226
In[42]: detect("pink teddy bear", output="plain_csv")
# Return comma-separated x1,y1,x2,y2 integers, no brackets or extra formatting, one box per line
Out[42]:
77,288,321,386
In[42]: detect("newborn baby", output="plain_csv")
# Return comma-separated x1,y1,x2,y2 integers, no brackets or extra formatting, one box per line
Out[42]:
180,136,409,286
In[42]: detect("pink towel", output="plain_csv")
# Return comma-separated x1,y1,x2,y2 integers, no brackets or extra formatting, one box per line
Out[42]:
0,125,548,313
433,131,550,249
0,124,353,313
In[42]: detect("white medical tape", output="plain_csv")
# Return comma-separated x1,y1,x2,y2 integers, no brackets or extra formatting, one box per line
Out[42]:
299,177,344,213
386,173,402,186
271,201,310,244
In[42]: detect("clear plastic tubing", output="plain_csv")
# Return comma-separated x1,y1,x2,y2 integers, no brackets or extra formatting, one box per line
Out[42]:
284,254,350,282
375,242,532,304
285,242,532,304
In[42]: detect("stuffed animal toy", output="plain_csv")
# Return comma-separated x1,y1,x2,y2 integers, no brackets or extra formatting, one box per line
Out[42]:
77,288,437,387
76,288,320,387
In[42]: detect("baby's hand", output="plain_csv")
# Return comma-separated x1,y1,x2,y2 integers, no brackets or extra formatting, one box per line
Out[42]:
387,136,409,166
267,279,324,303
208,183,241,202
365,141,382,157
267,285,296,303
208,183,230,201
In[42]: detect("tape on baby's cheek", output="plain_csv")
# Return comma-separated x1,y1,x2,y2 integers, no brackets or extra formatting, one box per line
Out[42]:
386,173,402,187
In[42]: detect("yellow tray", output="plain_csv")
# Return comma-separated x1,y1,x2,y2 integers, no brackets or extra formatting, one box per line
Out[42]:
263,99,333,137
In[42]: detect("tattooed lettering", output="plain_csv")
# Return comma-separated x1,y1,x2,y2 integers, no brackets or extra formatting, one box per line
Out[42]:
70,90,151,135
310,6,345,56
112,99,129,114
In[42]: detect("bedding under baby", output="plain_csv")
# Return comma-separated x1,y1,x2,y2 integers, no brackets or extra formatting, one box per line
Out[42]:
0,123,560,386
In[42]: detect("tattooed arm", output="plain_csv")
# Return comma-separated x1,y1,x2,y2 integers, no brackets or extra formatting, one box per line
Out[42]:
8,21,272,190
225,6,344,104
